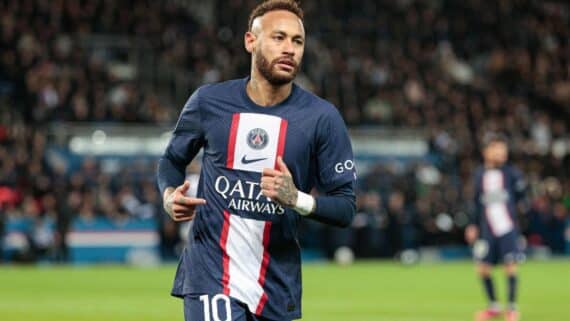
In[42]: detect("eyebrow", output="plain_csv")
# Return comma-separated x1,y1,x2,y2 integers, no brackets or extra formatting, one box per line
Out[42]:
272,30,304,41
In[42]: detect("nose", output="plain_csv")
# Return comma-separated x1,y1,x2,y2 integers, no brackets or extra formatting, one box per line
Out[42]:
282,39,295,56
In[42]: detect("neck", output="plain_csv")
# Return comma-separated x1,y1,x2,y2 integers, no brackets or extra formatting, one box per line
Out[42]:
246,70,292,107
484,161,501,169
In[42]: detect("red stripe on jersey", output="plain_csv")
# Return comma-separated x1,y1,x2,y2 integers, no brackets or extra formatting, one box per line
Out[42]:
256,293,269,315
226,113,240,168
255,221,272,314
255,221,272,315
274,119,288,169
220,210,231,295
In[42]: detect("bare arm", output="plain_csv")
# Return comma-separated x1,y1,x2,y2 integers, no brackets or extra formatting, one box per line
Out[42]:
163,181,206,222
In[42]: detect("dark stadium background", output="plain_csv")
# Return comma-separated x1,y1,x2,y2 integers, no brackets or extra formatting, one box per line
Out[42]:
0,0,568,266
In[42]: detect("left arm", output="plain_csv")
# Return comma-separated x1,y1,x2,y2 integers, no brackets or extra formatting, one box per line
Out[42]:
511,167,529,227
261,108,356,227
260,158,355,227
312,182,355,227
512,167,528,205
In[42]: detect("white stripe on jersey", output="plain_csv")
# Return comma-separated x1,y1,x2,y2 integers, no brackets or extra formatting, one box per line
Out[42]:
482,169,513,236
225,215,270,313
223,112,284,314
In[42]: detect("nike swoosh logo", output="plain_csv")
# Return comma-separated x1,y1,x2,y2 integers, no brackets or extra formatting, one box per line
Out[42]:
241,155,268,164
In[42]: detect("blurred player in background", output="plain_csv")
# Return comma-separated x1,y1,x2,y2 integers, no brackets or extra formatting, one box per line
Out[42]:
156,1,356,320
465,133,526,321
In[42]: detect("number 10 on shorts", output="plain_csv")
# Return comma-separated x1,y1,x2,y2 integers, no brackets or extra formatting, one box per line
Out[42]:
199,294,232,321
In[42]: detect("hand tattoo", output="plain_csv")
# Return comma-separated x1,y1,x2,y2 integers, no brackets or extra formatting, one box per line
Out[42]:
276,174,298,207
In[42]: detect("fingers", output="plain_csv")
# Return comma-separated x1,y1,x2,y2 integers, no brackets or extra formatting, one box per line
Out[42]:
261,176,283,183
171,203,193,212
261,189,278,199
170,204,197,222
276,156,291,175
165,181,205,222
173,195,207,206
260,175,276,197
260,181,274,190
262,157,290,177
260,176,284,201
260,176,284,190
262,168,281,177
172,211,196,222
177,181,191,194
263,157,290,178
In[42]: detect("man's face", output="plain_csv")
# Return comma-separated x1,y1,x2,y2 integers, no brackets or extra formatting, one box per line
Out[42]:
483,141,508,166
247,10,305,85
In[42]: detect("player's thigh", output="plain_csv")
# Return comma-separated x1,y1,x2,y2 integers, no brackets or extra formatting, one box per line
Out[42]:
498,233,523,264
184,294,247,321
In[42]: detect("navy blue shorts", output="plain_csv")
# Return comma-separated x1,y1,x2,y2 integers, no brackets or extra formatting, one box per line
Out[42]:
183,294,286,321
473,232,524,265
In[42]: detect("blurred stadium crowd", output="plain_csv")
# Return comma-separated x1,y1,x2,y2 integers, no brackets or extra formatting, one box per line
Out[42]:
0,0,568,262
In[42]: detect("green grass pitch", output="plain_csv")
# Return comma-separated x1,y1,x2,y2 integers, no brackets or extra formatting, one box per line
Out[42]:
0,260,567,321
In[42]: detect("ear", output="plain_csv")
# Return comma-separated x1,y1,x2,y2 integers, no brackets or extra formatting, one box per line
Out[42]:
244,31,256,53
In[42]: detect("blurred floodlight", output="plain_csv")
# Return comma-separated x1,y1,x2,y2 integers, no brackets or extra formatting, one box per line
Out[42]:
400,249,420,265
334,246,354,266
435,213,453,232
92,129,106,145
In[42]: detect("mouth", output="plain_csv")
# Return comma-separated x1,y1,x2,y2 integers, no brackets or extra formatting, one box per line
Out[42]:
276,59,296,71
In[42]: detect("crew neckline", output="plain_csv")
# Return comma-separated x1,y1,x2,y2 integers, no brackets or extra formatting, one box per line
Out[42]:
240,76,297,112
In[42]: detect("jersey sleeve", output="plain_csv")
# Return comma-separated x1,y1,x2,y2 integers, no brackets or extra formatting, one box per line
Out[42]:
156,89,205,195
311,181,356,227
314,109,357,192
470,169,482,226
308,108,357,227
510,166,529,217
511,167,527,203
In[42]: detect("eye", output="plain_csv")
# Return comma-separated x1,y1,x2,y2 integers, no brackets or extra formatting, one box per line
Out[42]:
273,35,284,41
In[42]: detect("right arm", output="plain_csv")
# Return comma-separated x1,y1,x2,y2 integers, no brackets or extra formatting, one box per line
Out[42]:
465,170,481,244
157,89,206,221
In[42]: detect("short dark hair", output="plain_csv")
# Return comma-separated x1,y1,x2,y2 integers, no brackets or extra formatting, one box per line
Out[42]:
248,0,304,31
481,132,508,148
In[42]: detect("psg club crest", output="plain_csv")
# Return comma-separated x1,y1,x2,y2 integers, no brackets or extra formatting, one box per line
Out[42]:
247,128,269,150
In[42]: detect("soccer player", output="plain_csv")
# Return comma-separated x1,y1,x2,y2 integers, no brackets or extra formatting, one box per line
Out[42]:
465,133,526,321
156,1,356,320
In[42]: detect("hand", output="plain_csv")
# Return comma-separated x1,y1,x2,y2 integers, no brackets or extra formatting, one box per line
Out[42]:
261,157,298,207
465,224,479,245
163,181,206,222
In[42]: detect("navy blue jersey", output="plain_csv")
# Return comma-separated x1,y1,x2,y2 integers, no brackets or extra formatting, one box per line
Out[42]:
472,165,526,238
160,78,356,320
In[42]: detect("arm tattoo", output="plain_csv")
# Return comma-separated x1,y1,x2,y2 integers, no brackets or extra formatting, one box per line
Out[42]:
163,189,175,216
164,200,173,217
276,175,298,207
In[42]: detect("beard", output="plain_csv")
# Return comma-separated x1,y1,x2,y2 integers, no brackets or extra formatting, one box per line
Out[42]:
255,49,299,86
